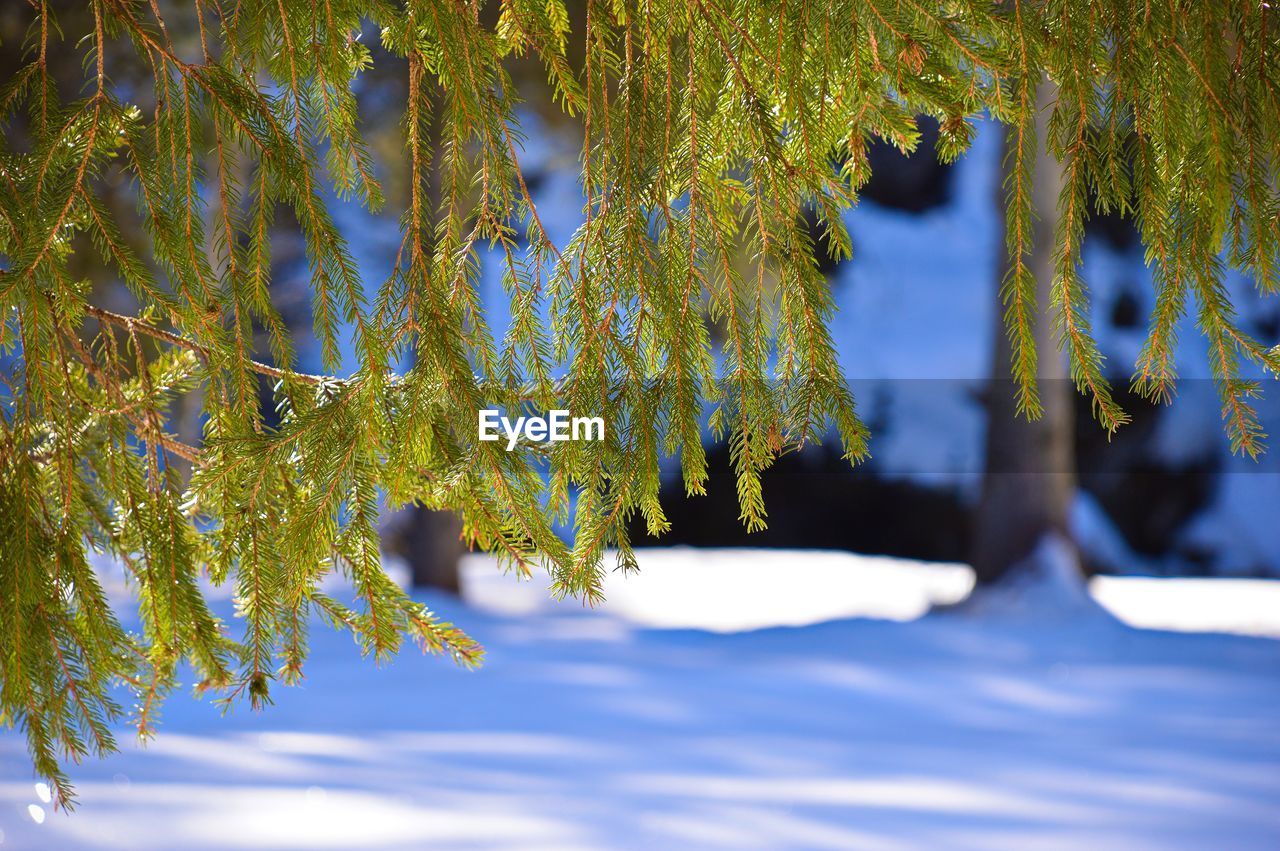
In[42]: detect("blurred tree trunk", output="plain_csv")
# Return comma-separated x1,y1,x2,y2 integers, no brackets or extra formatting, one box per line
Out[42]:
971,77,1079,586
392,77,465,595
397,510,465,594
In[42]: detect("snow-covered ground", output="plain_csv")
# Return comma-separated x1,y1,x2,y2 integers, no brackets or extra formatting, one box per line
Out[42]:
3,549,1279,850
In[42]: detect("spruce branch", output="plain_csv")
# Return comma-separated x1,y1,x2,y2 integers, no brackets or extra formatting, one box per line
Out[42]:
83,305,326,387
2,0,1278,802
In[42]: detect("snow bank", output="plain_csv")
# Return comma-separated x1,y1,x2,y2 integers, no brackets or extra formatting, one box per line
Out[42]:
4,549,1278,850
943,535,1121,627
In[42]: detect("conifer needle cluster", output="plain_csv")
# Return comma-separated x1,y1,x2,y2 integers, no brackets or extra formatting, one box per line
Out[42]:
1,0,1277,805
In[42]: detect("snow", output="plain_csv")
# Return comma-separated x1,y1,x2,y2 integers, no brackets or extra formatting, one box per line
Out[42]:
946,535,1119,626
1091,575,1280,639
456,548,974,631
3,549,1279,849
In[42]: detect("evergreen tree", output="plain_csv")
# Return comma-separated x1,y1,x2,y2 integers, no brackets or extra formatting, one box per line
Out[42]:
1,0,1277,805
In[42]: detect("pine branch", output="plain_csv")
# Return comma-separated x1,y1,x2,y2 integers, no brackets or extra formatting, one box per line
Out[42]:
83,305,326,386
3,0,1278,801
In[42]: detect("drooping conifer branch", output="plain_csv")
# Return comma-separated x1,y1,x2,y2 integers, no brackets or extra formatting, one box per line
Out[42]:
83,304,326,387
1,0,1278,806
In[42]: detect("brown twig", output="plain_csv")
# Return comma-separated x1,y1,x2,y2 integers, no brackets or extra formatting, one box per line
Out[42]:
84,305,326,386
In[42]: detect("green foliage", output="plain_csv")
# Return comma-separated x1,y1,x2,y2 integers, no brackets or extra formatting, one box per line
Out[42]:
1,0,1277,805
